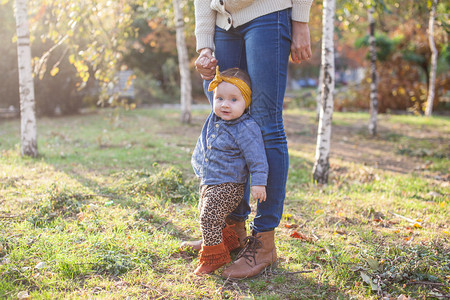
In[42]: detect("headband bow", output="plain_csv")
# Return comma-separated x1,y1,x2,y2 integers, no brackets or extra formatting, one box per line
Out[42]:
208,66,252,109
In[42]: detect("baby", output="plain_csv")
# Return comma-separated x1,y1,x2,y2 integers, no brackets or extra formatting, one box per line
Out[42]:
190,66,268,275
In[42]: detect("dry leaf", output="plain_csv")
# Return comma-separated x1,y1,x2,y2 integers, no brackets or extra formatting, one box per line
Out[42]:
290,231,314,243
284,224,298,229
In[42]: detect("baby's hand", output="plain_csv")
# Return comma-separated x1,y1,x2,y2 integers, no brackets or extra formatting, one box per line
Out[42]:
251,185,266,203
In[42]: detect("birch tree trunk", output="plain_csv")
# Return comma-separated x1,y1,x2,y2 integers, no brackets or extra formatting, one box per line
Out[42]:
368,7,378,136
173,0,192,123
316,65,324,121
425,0,438,117
312,0,335,184
15,0,38,157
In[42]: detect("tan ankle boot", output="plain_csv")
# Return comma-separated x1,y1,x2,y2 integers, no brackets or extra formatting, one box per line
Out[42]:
180,217,247,252
225,217,247,248
194,242,231,275
222,230,277,279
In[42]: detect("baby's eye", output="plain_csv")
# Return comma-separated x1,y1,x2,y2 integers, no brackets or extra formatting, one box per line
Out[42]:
232,98,237,102
216,97,223,101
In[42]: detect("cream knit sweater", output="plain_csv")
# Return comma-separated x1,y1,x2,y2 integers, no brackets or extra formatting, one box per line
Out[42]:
194,0,313,52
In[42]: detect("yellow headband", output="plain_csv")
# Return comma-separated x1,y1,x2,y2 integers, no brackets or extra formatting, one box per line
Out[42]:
208,66,252,109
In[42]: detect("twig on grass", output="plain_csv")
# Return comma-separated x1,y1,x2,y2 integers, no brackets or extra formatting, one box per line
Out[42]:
142,284,164,296
0,215,19,219
388,211,421,225
269,270,315,275
154,221,170,231
406,281,445,287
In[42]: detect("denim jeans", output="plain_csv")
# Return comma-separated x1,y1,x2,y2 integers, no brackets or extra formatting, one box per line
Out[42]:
203,9,292,233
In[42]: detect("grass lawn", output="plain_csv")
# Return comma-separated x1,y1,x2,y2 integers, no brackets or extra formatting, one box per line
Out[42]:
0,107,449,299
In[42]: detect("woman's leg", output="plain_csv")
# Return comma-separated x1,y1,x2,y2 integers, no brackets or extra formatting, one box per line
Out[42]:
243,9,292,232
222,9,292,279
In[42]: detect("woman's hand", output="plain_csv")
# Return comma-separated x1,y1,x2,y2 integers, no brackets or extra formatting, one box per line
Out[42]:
291,21,312,64
251,185,267,203
195,48,218,80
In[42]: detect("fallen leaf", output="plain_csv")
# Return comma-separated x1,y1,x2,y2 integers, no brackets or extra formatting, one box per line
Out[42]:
35,262,47,269
335,230,346,235
360,271,378,291
283,213,292,219
17,291,30,300
315,209,324,214
290,231,314,243
373,218,382,222
284,224,298,229
366,258,379,271
413,223,422,228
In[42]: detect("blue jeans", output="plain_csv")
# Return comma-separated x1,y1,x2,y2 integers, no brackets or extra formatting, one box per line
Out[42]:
203,9,292,233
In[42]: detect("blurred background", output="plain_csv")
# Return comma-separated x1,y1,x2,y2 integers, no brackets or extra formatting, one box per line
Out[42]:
0,0,449,117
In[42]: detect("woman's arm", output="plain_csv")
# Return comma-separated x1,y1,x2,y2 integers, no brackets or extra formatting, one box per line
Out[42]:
291,0,314,63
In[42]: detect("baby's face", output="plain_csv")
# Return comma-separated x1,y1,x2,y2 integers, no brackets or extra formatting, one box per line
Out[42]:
213,81,246,121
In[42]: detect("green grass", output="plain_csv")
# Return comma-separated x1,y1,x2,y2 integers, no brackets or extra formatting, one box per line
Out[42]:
1,108,449,299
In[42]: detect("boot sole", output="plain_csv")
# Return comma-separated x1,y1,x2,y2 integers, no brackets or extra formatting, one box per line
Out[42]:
222,259,278,280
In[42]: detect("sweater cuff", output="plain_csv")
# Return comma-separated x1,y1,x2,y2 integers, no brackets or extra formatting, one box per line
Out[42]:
251,173,267,187
196,34,215,53
292,2,312,23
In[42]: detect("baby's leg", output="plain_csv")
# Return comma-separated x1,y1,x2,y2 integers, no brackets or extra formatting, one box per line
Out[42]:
199,183,244,246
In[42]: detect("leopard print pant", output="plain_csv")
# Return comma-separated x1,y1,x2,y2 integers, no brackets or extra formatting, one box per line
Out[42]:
199,182,245,246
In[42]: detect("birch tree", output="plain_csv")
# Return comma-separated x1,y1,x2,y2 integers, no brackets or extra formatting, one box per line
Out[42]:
15,0,37,157
368,6,378,136
316,65,323,121
425,0,438,117
313,0,335,184
173,0,192,123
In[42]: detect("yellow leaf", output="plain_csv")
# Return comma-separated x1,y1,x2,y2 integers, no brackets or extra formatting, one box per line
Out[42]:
413,223,422,228
50,67,59,76
443,231,450,236
315,209,324,214
440,202,447,208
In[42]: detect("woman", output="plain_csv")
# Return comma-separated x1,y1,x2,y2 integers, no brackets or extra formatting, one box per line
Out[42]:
185,0,313,279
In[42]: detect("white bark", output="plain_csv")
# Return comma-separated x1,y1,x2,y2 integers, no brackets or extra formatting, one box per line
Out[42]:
312,0,335,184
316,64,324,121
173,0,192,123
425,0,438,117
368,7,378,136
15,0,38,157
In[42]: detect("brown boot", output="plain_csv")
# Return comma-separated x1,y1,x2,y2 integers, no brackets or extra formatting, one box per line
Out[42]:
225,217,247,248
180,217,247,252
194,242,231,275
222,230,277,279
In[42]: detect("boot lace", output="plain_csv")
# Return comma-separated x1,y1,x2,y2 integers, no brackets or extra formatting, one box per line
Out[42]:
236,235,262,266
